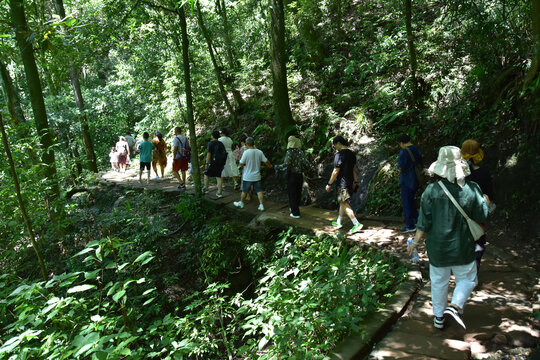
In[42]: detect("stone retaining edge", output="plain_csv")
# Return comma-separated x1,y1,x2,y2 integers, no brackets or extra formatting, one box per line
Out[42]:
329,269,422,360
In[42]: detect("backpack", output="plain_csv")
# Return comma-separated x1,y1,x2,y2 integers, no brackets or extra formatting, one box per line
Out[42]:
176,136,191,162
405,147,425,188
213,141,228,166
118,143,128,156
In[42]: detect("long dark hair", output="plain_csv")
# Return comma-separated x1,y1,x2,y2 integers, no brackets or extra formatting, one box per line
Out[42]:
154,131,163,140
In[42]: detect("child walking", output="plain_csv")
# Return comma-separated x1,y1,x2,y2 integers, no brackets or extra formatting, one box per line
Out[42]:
138,132,155,183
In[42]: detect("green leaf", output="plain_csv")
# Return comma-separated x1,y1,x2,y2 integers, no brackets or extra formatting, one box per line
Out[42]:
112,289,126,303
84,270,100,280
73,248,95,257
67,284,96,293
133,251,154,264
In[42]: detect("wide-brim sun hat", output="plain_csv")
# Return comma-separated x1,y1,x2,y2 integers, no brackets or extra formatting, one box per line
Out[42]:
428,145,471,187
287,136,301,149
461,139,484,165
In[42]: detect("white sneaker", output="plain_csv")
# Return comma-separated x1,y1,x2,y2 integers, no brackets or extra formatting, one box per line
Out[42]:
290,213,300,219
258,204,265,211
216,192,223,198
233,201,244,209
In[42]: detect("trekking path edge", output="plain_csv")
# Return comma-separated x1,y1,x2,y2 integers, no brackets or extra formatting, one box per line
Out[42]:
98,171,539,359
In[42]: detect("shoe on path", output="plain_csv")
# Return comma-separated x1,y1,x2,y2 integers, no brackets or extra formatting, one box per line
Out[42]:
178,183,186,189
138,180,142,184
400,226,416,233
202,187,209,194
216,192,223,198
233,201,244,209
434,316,445,329
349,223,364,233
290,213,300,219
444,305,466,330
234,184,240,190
258,204,265,211
331,221,343,229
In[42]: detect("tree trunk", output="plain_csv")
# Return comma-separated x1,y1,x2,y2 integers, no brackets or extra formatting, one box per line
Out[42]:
0,59,27,125
10,0,59,198
269,0,295,142
404,0,419,117
196,2,237,126
0,113,47,281
54,0,98,173
523,0,540,91
178,5,202,194
215,0,244,109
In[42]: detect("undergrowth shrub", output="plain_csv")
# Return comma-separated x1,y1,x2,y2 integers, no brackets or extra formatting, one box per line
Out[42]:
365,155,402,216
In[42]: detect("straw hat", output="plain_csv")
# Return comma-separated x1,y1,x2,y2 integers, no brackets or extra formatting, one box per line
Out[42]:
461,139,484,165
287,136,301,149
428,146,471,187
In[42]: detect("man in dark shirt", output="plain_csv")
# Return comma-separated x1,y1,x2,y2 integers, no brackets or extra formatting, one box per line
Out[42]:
203,130,226,196
397,134,423,233
325,136,363,234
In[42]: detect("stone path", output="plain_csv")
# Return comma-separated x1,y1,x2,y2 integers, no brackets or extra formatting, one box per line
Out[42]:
100,170,539,359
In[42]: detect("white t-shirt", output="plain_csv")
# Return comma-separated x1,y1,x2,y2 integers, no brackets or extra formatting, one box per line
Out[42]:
240,148,267,182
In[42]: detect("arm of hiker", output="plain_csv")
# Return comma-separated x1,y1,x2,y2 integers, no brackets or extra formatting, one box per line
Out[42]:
353,165,358,184
326,168,340,192
205,152,212,168
407,229,425,255
264,160,272,168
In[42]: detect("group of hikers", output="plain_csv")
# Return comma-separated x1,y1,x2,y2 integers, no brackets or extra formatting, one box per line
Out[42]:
109,127,495,333
397,135,495,333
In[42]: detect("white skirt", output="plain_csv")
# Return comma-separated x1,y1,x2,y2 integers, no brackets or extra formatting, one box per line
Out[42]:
221,151,240,177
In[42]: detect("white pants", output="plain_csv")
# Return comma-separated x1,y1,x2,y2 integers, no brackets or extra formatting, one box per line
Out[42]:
429,261,477,317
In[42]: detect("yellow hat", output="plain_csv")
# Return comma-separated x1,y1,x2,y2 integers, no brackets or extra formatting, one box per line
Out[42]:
461,139,484,165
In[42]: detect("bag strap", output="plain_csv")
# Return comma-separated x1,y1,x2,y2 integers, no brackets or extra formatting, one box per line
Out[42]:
405,147,417,165
438,181,472,221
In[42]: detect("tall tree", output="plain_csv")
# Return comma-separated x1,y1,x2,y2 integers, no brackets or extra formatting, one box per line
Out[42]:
523,0,540,91
269,0,295,141
178,4,202,194
404,0,419,117
0,113,47,281
215,0,244,109
54,0,98,173
0,58,27,125
10,0,59,197
196,2,237,126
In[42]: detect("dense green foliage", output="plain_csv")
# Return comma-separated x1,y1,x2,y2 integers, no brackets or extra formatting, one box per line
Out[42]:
0,188,406,359
0,0,539,356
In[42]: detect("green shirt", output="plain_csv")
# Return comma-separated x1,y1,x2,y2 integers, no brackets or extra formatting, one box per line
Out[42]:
138,141,154,163
417,179,488,267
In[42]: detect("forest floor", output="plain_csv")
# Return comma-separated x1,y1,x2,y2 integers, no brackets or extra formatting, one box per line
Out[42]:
100,168,539,359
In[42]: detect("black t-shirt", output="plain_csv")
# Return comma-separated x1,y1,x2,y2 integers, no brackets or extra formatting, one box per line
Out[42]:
334,149,356,189
467,166,494,201
207,140,225,165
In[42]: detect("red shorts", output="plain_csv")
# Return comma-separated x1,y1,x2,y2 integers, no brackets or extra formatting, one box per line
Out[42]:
173,158,189,172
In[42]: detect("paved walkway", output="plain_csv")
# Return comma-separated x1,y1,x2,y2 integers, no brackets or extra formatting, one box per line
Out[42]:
100,170,539,359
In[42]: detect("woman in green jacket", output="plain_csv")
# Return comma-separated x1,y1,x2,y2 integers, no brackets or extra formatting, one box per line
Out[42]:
407,146,488,331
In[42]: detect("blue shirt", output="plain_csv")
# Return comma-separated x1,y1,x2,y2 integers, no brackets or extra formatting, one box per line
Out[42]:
397,145,422,188
138,141,154,163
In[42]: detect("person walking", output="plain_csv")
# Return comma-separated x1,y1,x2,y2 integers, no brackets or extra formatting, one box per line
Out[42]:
172,126,190,189
124,131,136,169
203,130,227,196
397,133,423,233
407,146,488,331
325,136,363,233
275,135,310,218
115,136,130,173
152,131,168,179
234,137,272,211
138,132,154,183
461,139,495,272
219,127,240,190
109,146,119,172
